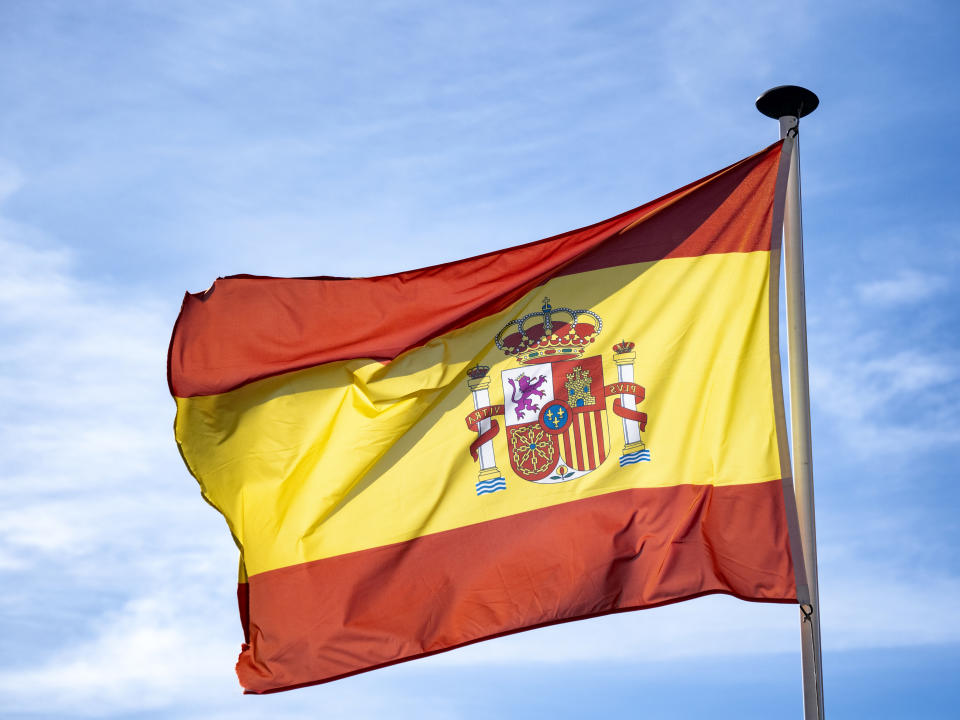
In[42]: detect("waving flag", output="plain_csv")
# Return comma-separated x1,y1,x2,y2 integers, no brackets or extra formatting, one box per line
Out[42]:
169,140,804,693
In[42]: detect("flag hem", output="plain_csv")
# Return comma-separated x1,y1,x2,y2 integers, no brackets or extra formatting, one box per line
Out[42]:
766,134,810,603
241,589,798,695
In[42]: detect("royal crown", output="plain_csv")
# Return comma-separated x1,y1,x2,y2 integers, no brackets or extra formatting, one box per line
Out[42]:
466,365,490,380
495,297,602,365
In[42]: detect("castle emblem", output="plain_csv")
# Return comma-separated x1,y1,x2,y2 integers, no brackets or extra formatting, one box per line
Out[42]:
465,298,650,495
565,366,595,407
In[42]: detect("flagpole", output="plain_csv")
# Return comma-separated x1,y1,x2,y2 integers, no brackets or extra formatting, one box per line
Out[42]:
756,85,824,720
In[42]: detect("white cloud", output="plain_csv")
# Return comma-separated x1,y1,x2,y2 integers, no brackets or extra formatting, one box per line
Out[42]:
808,279,960,456
820,563,960,650
810,359,960,454
0,165,238,713
0,590,238,714
812,348,957,419
857,270,947,306
0,226,175,495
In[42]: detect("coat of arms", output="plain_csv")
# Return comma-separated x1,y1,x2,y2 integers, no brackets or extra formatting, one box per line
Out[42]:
465,298,650,495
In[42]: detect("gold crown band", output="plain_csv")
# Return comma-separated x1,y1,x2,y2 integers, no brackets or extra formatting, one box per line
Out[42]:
495,298,602,364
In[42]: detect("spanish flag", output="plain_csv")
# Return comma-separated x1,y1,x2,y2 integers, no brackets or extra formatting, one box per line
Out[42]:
169,140,804,693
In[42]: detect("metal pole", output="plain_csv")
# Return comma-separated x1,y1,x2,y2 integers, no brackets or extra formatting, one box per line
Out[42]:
756,85,824,720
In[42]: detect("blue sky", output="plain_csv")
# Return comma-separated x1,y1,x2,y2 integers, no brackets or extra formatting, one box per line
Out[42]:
1,1,958,718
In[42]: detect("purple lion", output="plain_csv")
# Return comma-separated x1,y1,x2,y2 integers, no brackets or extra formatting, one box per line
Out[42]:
508,373,548,421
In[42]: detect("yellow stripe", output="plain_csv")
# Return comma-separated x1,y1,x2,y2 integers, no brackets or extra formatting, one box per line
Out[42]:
175,250,782,576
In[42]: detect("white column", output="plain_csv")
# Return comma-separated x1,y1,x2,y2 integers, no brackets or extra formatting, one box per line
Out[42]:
467,369,502,483
613,346,645,462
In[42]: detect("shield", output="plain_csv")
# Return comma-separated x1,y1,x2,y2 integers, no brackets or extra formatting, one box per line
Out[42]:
502,365,557,482
502,356,610,483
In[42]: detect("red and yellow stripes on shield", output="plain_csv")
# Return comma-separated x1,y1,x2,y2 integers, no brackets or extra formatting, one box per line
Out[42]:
548,354,611,474
561,407,608,472
552,355,609,472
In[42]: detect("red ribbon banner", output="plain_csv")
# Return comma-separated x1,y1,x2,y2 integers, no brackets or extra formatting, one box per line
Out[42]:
603,382,647,430
465,405,505,460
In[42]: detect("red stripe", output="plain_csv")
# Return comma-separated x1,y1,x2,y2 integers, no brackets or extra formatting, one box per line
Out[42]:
237,481,795,693
561,429,573,466
237,582,250,645
582,413,596,469
594,411,605,462
169,144,784,397
572,416,585,469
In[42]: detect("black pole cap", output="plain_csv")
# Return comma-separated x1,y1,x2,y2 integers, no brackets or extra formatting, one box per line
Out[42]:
756,85,819,119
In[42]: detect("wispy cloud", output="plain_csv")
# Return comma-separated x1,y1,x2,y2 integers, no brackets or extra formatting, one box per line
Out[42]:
0,163,236,713
810,349,960,455
857,270,947,306
0,585,237,714
808,259,960,457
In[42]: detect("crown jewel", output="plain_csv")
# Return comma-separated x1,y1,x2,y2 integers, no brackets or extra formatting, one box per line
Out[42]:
495,297,602,365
